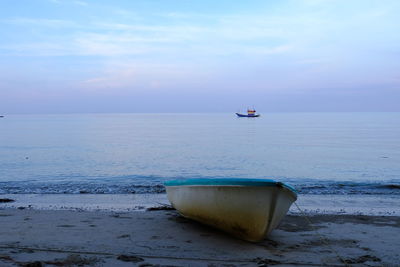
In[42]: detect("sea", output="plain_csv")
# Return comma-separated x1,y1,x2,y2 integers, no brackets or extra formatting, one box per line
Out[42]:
1,113,399,214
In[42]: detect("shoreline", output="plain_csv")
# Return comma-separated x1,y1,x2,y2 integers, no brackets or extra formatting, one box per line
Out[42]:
1,193,399,216
0,208,399,266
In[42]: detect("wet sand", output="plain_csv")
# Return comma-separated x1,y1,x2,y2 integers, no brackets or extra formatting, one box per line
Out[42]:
0,208,399,266
1,193,399,216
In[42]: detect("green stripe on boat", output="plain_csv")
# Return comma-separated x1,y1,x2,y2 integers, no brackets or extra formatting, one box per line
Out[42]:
164,178,297,195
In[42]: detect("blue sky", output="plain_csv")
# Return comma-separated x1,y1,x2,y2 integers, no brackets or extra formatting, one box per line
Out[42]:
0,0,399,113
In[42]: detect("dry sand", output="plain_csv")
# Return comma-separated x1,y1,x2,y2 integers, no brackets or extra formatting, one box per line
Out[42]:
0,207,399,266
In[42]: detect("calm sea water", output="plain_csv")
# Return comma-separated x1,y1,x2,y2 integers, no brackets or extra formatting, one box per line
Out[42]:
0,113,399,195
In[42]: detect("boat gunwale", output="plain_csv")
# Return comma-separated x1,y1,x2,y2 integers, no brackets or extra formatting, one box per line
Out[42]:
164,178,297,199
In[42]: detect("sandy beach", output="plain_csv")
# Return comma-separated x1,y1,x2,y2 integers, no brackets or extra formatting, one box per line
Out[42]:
0,206,399,266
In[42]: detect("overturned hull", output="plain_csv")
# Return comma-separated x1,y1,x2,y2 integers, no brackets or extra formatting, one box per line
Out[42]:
165,178,297,242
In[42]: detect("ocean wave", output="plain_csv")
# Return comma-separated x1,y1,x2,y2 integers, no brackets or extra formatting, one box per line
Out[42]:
295,182,400,195
0,182,166,194
0,179,399,195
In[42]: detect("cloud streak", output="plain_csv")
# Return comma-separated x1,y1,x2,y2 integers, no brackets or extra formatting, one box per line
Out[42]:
5,17,79,28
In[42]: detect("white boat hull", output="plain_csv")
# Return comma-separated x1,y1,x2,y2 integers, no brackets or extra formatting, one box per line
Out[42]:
166,183,297,242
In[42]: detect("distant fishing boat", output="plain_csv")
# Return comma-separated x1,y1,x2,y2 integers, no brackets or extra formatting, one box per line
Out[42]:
165,178,297,242
236,109,260,117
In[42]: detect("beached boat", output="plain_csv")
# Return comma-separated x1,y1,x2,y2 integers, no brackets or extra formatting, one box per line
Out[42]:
164,178,297,242
236,109,260,117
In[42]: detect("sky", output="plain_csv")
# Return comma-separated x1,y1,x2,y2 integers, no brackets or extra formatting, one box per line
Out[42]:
0,0,399,113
